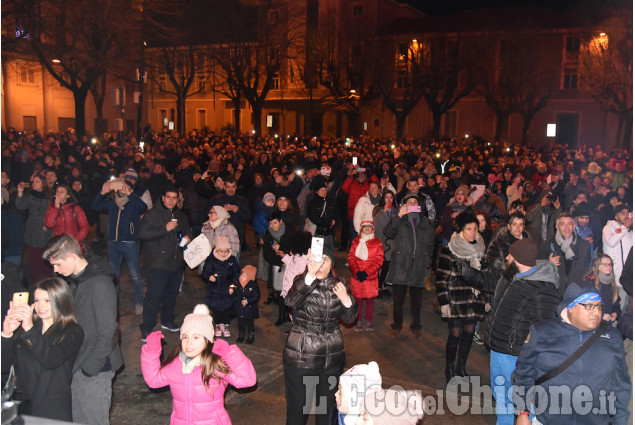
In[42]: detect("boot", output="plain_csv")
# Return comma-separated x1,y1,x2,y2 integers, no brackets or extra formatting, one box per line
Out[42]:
455,332,474,377
445,334,460,382
246,332,255,344
275,309,289,326
264,289,275,305
236,326,245,343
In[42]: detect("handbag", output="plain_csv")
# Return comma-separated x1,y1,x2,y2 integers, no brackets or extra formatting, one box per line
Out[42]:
535,321,609,385
271,264,285,291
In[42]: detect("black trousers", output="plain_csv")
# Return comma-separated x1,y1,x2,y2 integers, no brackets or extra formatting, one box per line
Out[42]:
284,363,342,425
237,317,255,334
212,308,233,325
391,285,423,331
140,268,182,335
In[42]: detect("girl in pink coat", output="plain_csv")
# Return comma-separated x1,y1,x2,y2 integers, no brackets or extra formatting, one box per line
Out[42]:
141,304,257,425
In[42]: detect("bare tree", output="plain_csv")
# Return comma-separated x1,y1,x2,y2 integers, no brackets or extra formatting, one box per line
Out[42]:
5,0,134,137
579,17,632,148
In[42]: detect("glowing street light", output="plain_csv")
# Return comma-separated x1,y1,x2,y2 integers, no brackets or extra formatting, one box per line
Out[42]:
52,59,61,63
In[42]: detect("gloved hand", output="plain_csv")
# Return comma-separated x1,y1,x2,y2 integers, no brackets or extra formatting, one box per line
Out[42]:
454,259,470,276
356,271,368,282
441,305,451,318
145,331,164,353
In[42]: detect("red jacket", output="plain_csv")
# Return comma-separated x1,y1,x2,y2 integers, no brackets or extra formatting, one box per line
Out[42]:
342,177,376,219
44,202,89,242
348,236,384,299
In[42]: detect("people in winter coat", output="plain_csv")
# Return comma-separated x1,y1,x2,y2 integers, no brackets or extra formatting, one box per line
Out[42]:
384,194,434,338
234,265,260,344
252,192,275,245
91,178,148,311
275,195,301,232
348,221,384,331
280,231,312,298
16,175,54,284
538,212,591,297
209,177,252,248
483,212,528,272
141,304,257,425
201,205,240,257
1,190,24,265
283,245,357,425
139,188,192,340
1,277,84,421
525,192,561,243
261,211,291,325
438,185,474,242
512,283,631,425
42,234,123,425
44,184,90,246
580,254,621,322
372,190,397,297
459,238,560,424
396,177,436,222
352,181,382,234
602,203,633,284
306,182,338,250
436,211,488,381
475,187,508,224
201,237,239,339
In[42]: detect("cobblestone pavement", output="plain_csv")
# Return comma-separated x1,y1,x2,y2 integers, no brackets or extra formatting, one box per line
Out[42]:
104,231,496,425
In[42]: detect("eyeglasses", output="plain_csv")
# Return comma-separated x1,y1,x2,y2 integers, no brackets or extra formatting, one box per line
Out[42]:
599,263,613,267
578,303,603,311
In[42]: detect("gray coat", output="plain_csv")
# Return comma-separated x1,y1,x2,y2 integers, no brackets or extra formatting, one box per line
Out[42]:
15,192,53,247
66,256,123,376
383,212,434,287
373,210,394,261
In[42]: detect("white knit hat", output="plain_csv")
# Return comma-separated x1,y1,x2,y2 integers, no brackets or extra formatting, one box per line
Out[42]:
212,205,230,220
339,361,382,415
180,304,215,343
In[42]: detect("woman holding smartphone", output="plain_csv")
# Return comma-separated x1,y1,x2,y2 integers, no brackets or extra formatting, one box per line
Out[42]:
1,278,84,421
44,184,90,250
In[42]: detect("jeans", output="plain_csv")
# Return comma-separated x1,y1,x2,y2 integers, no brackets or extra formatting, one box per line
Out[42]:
140,268,183,335
490,350,518,425
108,240,144,305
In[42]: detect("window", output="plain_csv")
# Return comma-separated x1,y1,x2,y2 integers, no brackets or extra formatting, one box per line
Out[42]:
352,4,363,16
267,9,279,24
565,37,580,59
157,76,167,92
196,75,206,92
18,67,36,85
444,111,458,138
197,109,207,129
268,47,279,63
271,73,280,90
159,109,168,127
564,67,578,89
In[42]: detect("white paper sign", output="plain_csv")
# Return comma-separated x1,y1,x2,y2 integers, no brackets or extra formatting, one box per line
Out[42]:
183,234,212,269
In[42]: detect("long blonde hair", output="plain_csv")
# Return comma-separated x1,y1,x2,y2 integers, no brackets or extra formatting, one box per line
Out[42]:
585,254,618,303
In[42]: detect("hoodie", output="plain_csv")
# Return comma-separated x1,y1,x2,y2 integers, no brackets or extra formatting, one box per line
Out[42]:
512,283,631,425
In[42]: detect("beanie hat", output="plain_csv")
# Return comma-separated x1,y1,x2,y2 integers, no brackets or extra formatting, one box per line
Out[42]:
322,243,335,264
508,237,538,267
363,388,424,425
339,362,382,415
263,192,276,204
212,205,230,221
124,168,138,182
213,236,232,261
401,194,419,206
573,202,591,217
241,265,257,282
455,185,470,197
180,304,215,343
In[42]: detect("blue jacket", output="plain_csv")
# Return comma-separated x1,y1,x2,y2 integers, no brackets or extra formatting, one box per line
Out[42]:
201,251,239,312
234,280,260,319
512,283,631,425
91,193,147,242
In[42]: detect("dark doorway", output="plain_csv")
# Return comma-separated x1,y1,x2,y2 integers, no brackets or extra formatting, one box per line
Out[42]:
556,113,579,148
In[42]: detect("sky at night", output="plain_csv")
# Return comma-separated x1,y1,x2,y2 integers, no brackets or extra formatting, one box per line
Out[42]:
400,0,632,16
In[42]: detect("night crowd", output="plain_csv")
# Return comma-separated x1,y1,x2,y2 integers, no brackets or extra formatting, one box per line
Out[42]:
1,126,633,425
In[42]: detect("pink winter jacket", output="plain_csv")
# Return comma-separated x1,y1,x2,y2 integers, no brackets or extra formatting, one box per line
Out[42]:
141,339,257,425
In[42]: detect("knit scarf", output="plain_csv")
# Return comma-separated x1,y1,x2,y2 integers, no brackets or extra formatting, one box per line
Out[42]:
555,231,577,260
369,193,381,206
268,221,286,243
355,233,375,261
448,200,472,213
599,271,614,285
209,216,226,229
179,352,201,374
575,222,593,240
114,194,129,209
448,233,485,270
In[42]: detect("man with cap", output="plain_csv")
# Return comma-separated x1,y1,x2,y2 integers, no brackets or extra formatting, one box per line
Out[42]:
537,212,591,297
460,237,560,425
396,176,436,223
512,282,631,425
603,203,633,284
573,202,599,255
123,167,153,210
91,176,148,315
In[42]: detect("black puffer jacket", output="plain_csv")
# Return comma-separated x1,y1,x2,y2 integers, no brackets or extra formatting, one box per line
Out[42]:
462,260,561,355
306,194,337,236
283,273,357,370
